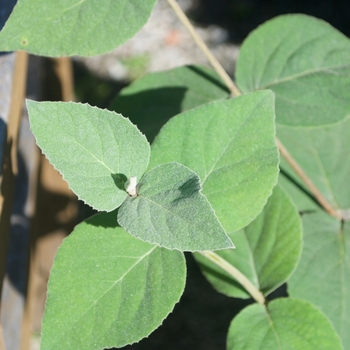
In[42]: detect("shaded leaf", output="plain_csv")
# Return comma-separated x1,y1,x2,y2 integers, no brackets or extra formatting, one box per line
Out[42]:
195,185,302,298
236,14,350,127
27,100,150,211
0,0,157,56
150,90,279,233
110,64,229,142
118,162,233,251
289,211,350,348
227,298,343,350
277,116,350,212
41,211,186,350
277,171,319,213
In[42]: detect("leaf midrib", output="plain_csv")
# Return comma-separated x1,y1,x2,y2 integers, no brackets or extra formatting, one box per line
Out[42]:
264,307,283,350
48,245,157,347
67,134,115,174
201,94,269,185
258,64,350,90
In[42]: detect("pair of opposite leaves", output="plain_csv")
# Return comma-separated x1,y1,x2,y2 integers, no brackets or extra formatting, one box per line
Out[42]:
27,89,279,252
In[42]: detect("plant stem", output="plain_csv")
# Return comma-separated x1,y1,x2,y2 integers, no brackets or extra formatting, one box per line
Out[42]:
199,251,265,305
168,0,342,220
276,138,342,220
167,0,241,97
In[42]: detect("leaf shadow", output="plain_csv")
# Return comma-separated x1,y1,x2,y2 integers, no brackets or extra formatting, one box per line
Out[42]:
111,173,127,191
85,209,120,229
172,175,201,204
280,167,322,210
110,87,187,143
187,65,229,93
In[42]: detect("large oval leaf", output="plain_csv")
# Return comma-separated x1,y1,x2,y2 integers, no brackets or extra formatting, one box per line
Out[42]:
41,211,186,350
0,0,157,56
118,162,233,251
289,211,350,348
195,185,302,298
277,116,350,213
236,14,350,127
110,64,229,142
27,100,150,211
227,298,343,350
149,90,279,233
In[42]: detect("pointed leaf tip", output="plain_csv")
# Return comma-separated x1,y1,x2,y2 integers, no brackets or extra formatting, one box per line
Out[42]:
118,162,234,251
27,100,150,211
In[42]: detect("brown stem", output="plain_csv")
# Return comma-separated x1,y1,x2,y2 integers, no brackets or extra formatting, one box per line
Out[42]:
167,0,241,97
276,138,342,220
168,0,342,220
0,325,6,350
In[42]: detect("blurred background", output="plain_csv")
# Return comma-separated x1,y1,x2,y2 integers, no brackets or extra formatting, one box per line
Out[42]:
0,0,349,349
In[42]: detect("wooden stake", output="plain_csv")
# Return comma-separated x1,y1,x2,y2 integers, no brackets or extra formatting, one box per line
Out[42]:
0,50,28,305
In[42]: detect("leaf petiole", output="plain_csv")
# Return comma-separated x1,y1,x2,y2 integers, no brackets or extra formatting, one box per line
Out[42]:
199,250,265,305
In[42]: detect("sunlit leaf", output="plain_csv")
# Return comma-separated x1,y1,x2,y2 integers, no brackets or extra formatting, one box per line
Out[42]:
227,298,343,350
236,14,350,127
150,90,279,233
41,211,186,350
0,0,157,56
27,100,150,211
195,186,302,298
118,162,234,251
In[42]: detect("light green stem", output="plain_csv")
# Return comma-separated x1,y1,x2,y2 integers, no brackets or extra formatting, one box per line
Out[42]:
167,0,241,97
199,251,265,305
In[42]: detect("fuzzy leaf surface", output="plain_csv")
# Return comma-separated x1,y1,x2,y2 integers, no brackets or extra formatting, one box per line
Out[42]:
227,298,343,350
110,65,229,142
195,185,302,298
236,14,350,127
150,91,279,233
289,211,350,348
118,162,233,251
27,100,150,211
0,0,157,56
41,211,186,350
277,116,350,212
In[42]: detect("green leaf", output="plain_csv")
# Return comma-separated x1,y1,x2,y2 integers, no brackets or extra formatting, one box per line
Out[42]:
0,0,157,56
289,211,350,348
195,185,302,298
27,100,150,211
236,14,350,127
277,116,350,212
277,172,319,213
227,298,343,350
41,211,186,350
110,65,229,142
149,90,279,233
118,162,233,251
